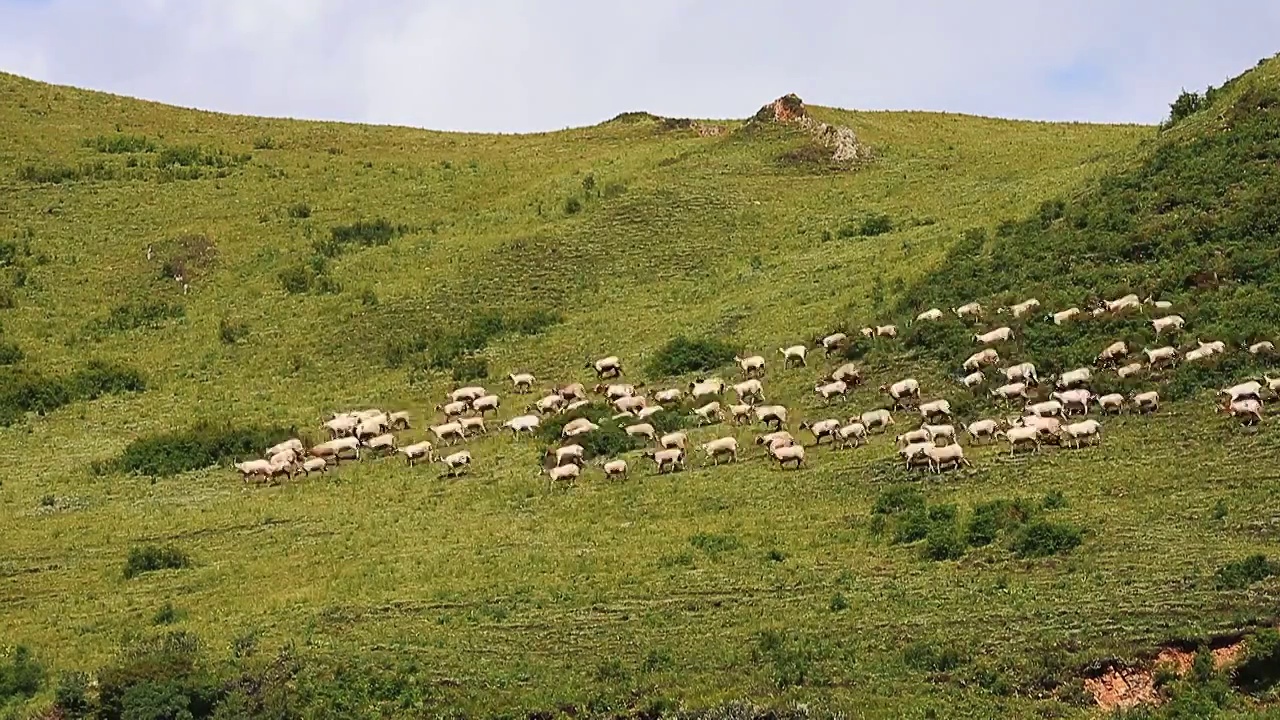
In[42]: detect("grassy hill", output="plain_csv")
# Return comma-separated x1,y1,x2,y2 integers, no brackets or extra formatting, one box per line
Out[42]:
1,54,1279,719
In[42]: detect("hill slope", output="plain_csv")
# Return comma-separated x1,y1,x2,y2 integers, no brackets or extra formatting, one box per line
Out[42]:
1,60,1278,719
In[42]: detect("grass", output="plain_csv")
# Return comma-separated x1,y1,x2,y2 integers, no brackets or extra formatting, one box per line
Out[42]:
0,55,1278,719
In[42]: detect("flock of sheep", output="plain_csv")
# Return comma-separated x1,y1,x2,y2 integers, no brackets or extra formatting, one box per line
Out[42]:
231,292,1279,484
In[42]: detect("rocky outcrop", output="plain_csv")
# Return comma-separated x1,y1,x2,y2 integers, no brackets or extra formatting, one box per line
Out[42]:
751,94,872,166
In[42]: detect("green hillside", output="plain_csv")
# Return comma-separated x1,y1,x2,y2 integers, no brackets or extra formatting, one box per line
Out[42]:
1,54,1279,719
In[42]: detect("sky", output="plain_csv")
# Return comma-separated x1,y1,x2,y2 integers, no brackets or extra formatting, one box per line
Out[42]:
1,0,1279,134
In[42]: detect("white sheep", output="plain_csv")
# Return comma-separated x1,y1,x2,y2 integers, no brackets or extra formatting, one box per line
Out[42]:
919,399,952,422
234,459,274,482
880,378,920,408
266,438,304,458
614,395,648,414
693,402,724,426
588,356,623,379
400,441,434,466
310,437,360,463
598,383,640,400
1220,398,1264,425
1182,346,1215,364
364,433,398,455
899,442,932,471
1249,341,1275,356
322,415,358,439
1267,375,1280,396
1096,341,1129,366
545,462,580,487
827,363,862,386
990,382,1029,403
964,419,1000,444
1117,362,1145,379
835,422,868,449
896,427,931,448
922,423,957,445
449,386,487,404
820,332,848,354
1048,307,1080,325
874,325,898,338
699,437,739,465
547,444,585,467
996,425,1040,456
915,308,944,323
1197,340,1226,356
859,409,895,433
508,372,536,393
503,414,541,436
1025,399,1064,418
1143,296,1173,310
1151,315,1186,336
1102,294,1140,313
779,344,808,368
768,443,805,469
953,302,983,319
1055,367,1092,389
728,403,754,424
1050,389,1093,416
1131,391,1159,414
1220,381,1262,403
974,327,1014,345
355,418,389,442
625,422,657,442
755,430,795,450
636,405,664,419
813,380,847,402
439,450,472,477
963,348,1000,372
734,354,766,378
688,378,725,401
644,447,686,474
659,431,688,450
753,404,788,430
470,395,501,416
925,444,971,473
564,399,591,413
1058,419,1102,449
799,419,841,446
653,388,684,404
459,417,487,436
1004,362,1038,385
555,383,588,401
561,418,599,439
961,370,986,390
1094,393,1125,415
1144,346,1178,368
298,457,330,476
603,459,628,480
532,394,566,415
733,378,766,404
430,422,466,445
437,400,469,419
1001,298,1040,319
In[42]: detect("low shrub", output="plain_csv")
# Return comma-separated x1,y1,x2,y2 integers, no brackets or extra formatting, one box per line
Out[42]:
1235,628,1280,692
317,219,410,257
402,309,561,372
0,645,44,706
1010,520,1083,558
647,335,737,377
966,497,1038,547
1213,554,1278,590
279,265,315,294
0,341,22,365
564,197,583,215
109,420,292,477
94,300,185,335
253,136,276,150
450,357,489,383
54,671,91,718
858,213,894,237
0,361,144,425
924,522,966,561
286,201,311,219
85,134,155,153
902,640,967,673
123,544,191,579
66,359,146,400
690,533,741,555
152,602,184,625
218,317,248,345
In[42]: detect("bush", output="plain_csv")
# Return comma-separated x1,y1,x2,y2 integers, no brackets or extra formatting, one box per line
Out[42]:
1235,628,1280,692
647,335,737,377
873,485,926,515
152,602,183,625
858,213,894,237
54,671,91,718
286,201,311,219
690,533,741,555
253,136,276,150
85,134,155,153
1213,554,1278,590
1165,89,1205,129
94,300,185,334
318,219,410,257
1010,520,1083,558
124,544,192,579
0,361,144,425
17,162,116,184
409,309,561,372
0,341,22,365
0,645,44,705
924,522,966,561
966,497,1038,547
66,359,146,400
564,197,583,215
450,357,489,383
218,317,248,345
109,420,293,477
279,265,315,294
902,641,967,673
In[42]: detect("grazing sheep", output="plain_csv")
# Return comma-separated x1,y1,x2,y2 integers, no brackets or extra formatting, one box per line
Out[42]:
964,419,1000,444
508,372,536,393
1055,367,1092,389
355,418,389,443
644,447,686,474
459,417,487,436
267,449,299,468
799,419,841,446
1095,393,1125,415
1182,346,1215,364
895,427,931,448
922,423,957,445
974,327,1014,346
449,386,487,404
1051,389,1094,416
653,388,684,404
471,395,500,416
880,378,920,408
1144,346,1179,368
1025,400,1063,418
1151,315,1186,336
996,426,1041,456
925,444,971,473
1059,419,1102,449
439,450,472,477
1049,307,1081,325
1117,362,1145,379
963,348,1000,372
1220,381,1263,403
437,400,469,419
756,430,796,451
692,402,724,425
588,356,623,379
299,457,330,476
561,418,599,439
733,378,766,404
564,399,591,413
659,431,688,450
728,403,754,424
636,405,664,419
555,383,588,401
1096,341,1130,366
545,462,580,488
859,409,895,433
532,394,566,415
1020,415,1064,442
754,404,788,431
364,433,398,455
899,442,932,471
311,437,360,463
779,345,808,368
614,395,648,415
266,438,304,458
990,382,1029,403
953,302,983,319
1220,398,1264,425
1249,341,1275,356
919,399,952,422
688,378,725,401
820,332,848,355
547,444,585,467
1130,391,1159,413
323,415,358,439
387,411,412,430
961,370,986,390
400,441,434,466
768,443,805,469
874,325,899,338
860,327,874,338
430,422,467,445
915,308,944,323
1003,362,1038,385
835,422,868,449
1143,296,1173,310
234,459,274,482
699,437,739,465
1001,298,1041,319
1198,340,1227,356
598,382,641,400
625,422,657,442
734,354,766,378
503,414,541,436
1102,294,1141,314
813,380,848,402
603,459,628,479
1267,375,1280,396
827,363,863,386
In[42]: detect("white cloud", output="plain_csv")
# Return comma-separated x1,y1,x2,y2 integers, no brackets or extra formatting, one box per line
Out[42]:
1,0,1278,132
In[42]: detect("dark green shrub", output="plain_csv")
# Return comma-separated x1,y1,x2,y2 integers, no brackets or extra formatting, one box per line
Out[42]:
1010,520,1083,558
94,300,185,334
1165,89,1205,129
924,522,966,561
278,265,314,294
829,593,849,612
17,162,115,184
752,630,824,689
0,645,44,705
902,641,967,673
253,136,276,150
54,671,91,718
286,201,311,219
690,533,741,555
0,341,22,365
66,360,146,400
359,288,378,306
109,420,292,477
647,335,737,377
1235,628,1280,692
1213,554,1278,590
124,544,192,578
152,602,183,625
319,219,409,257
893,508,931,545
85,134,155,153
0,361,143,425
966,497,1038,547
95,631,219,720
1042,489,1068,510
418,310,562,371
564,197,583,215
218,317,248,345
450,357,489,382
858,213,894,237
